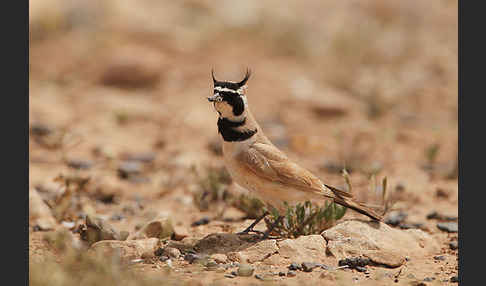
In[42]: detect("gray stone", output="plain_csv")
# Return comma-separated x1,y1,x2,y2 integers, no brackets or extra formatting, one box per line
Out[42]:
437,222,458,233
449,241,458,250
289,262,302,271
184,253,201,264
384,211,408,226
301,262,318,272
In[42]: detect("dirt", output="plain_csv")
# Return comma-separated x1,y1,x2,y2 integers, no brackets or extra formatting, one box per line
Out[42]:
29,1,458,285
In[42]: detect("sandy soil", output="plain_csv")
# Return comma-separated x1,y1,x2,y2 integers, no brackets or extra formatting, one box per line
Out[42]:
29,1,458,285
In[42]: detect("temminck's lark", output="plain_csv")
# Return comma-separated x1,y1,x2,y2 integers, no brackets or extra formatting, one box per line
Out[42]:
208,69,382,237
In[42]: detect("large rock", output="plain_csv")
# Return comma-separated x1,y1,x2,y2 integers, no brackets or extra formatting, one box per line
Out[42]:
276,235,328,264
29,188,57,230
88,238,159,261
321,220,440,268
227,239,278,263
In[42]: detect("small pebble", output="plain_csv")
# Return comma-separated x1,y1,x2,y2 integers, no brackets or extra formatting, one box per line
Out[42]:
110,214,124,221
301,262,318,272
123,152,156,163
224,274,236,279
159,256,169,262
30,123,52,136
399,223,423,230
427,211,457,221
127,176,150,184
164,247,181,259
338,257,371,268
118,161,142,179
129,259,144,265
289,262,302,271
434,255,446,261
237,264,255,277
191,217,210,227
154,248,164,256
355,266,367,272
61,221,76,229
66,159,93,170
385,211,408,226
450,276,459,283
449,241,458,250
184,253,200,264
437,222,458,233
287,271,296,277
424,277,435,282
435,188,450,198
254,274,264,280
319,264,330,270
278,272,286,277
205,260,218,271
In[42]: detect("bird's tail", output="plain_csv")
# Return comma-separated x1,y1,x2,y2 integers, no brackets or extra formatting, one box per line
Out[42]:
323,183,383,221
332,195,383,221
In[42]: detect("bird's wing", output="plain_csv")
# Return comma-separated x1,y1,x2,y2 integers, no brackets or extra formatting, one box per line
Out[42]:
238,142,352,198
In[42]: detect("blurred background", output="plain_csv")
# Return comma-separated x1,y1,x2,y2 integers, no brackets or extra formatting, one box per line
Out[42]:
29,0,457,262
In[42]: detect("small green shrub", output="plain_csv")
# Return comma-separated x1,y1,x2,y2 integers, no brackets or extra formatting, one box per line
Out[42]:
264,200,347,238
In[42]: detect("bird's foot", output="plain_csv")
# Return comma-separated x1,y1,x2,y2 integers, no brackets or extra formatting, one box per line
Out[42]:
237,229,266,236
261,215,283,239
237,211,269,235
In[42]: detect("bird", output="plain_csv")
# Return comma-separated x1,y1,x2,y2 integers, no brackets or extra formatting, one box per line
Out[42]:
207,69,383,237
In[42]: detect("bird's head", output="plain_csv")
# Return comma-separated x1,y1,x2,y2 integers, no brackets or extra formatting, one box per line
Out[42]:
208,69,251,122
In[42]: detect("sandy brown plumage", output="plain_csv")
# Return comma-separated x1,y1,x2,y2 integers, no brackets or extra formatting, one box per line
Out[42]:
209,70,383,224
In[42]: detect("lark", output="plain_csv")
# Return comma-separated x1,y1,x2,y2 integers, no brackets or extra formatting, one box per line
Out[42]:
208,69,382,237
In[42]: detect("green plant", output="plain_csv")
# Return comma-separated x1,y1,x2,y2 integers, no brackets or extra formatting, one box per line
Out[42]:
425,143,440,167
264,200,347,238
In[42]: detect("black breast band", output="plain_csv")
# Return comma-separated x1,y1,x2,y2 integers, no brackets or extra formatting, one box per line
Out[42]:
217,118,257,142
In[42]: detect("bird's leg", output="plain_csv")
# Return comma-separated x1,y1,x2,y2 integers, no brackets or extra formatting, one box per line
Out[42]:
262,215,283,239
238,211,269,235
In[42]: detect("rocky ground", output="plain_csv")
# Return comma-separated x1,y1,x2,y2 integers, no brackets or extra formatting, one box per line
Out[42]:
29,1,458,285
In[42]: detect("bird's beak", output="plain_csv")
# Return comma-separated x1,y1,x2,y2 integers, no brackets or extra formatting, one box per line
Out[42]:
207,94,220,102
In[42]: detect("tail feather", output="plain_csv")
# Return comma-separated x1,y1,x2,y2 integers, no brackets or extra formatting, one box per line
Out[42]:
324,184,353,198
333,195,383,221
